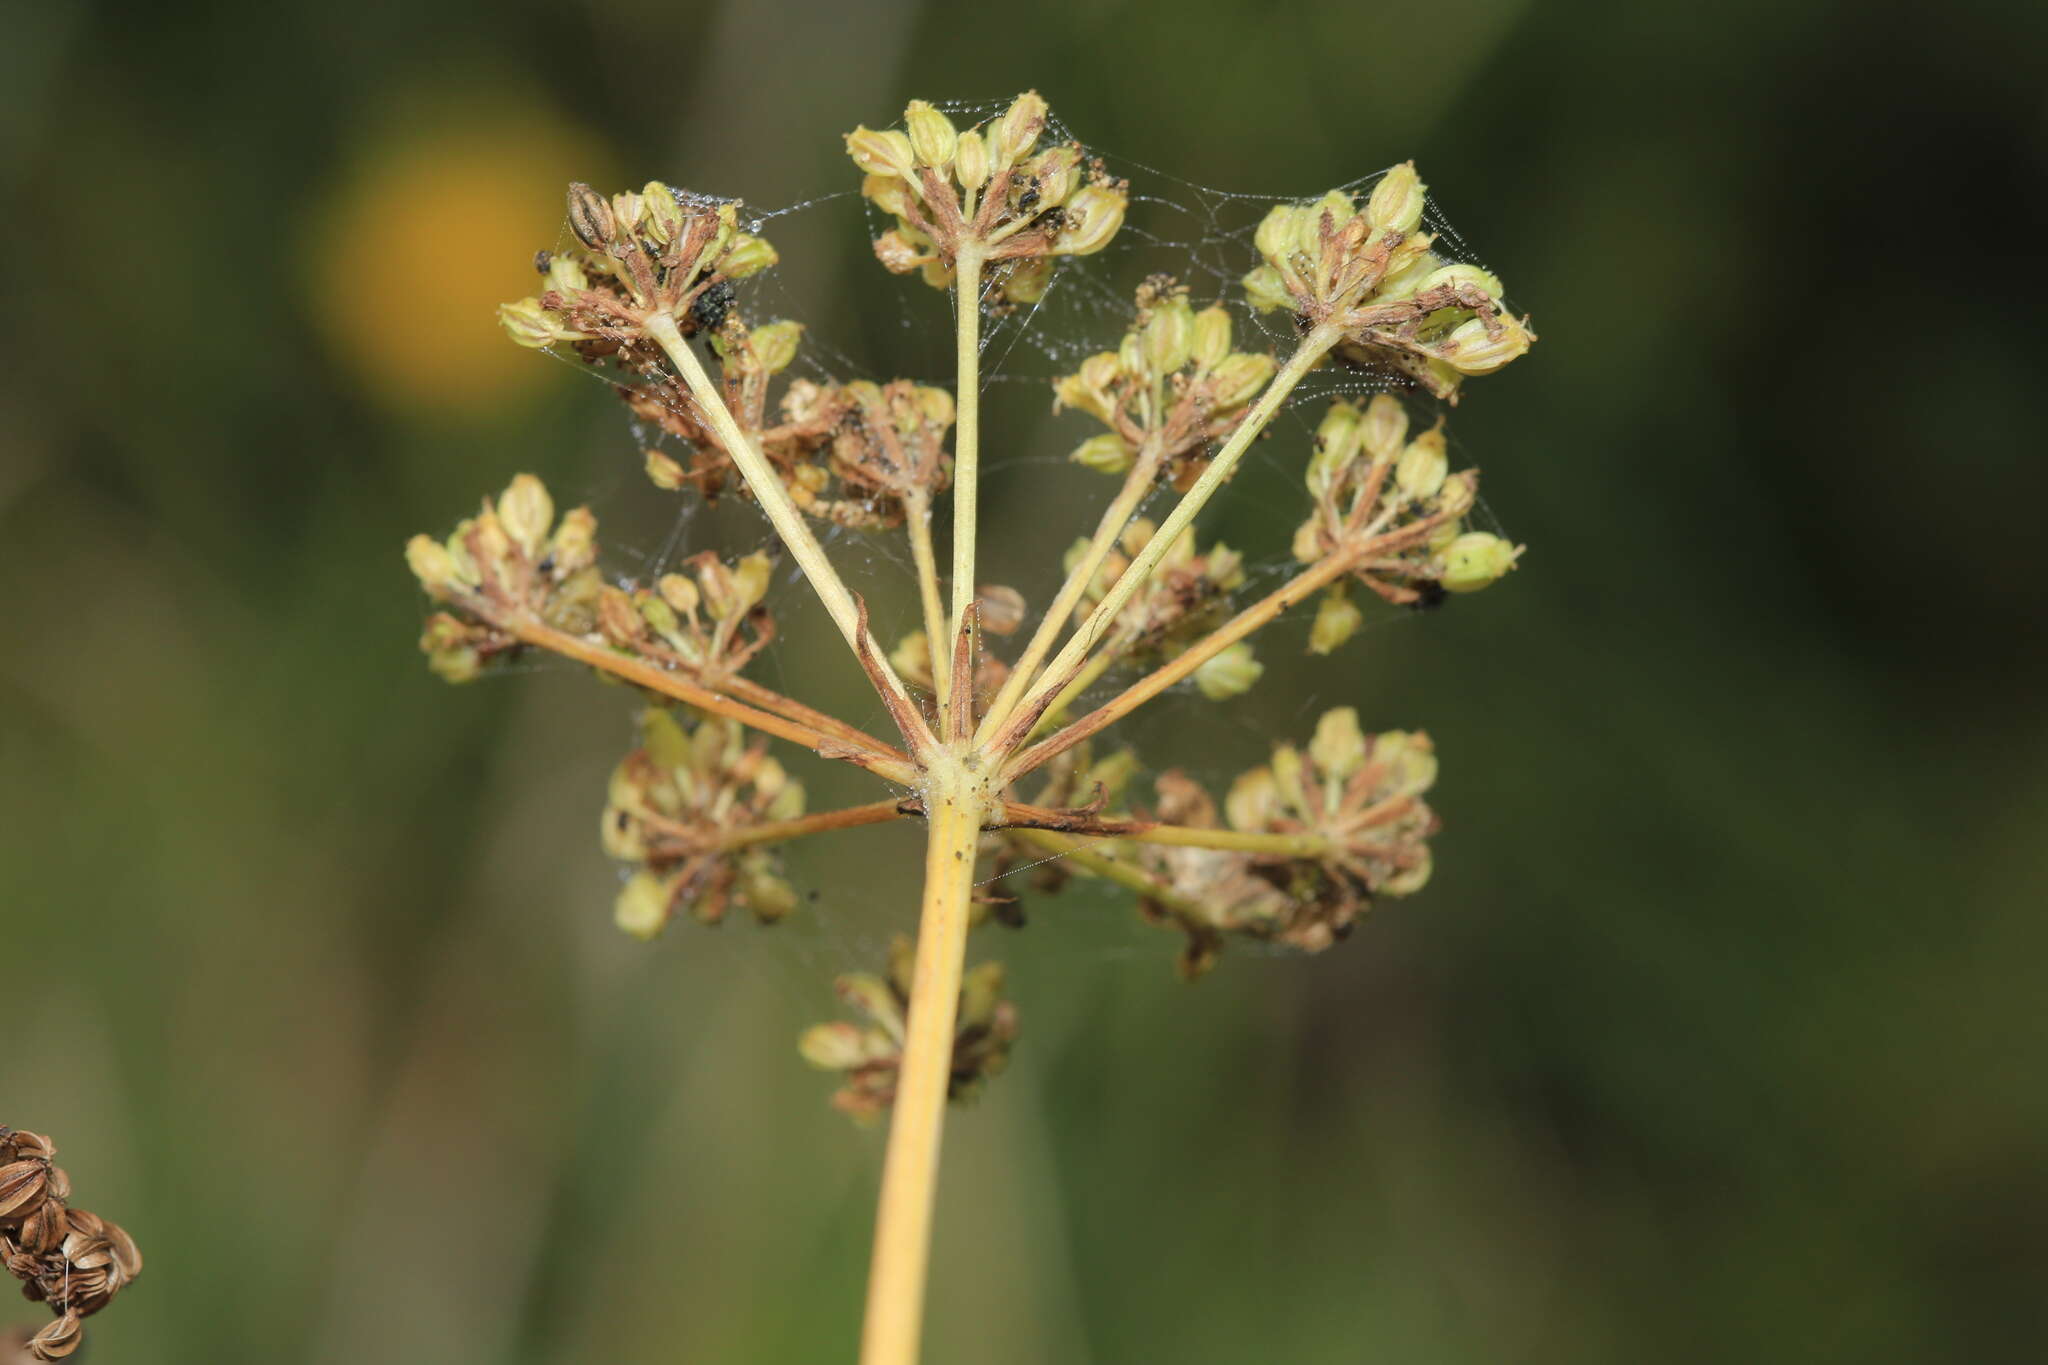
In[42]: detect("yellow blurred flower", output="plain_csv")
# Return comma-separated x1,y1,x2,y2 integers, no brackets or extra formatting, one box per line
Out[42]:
304,95,606,416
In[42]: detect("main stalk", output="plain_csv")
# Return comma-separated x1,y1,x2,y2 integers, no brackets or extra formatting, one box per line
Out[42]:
863,231,993,1365
858,762,989,1365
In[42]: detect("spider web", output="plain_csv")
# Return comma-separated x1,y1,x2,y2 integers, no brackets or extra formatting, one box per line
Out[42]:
503,104,1518,1006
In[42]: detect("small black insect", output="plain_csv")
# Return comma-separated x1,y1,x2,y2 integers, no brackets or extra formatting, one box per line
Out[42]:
1407,580,1448,612
691,279,736,330
533,250,553,274
1017,185,1041,214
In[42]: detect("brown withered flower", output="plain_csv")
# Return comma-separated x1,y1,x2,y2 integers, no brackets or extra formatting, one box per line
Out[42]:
812,380,954,529
1,1127,141,1362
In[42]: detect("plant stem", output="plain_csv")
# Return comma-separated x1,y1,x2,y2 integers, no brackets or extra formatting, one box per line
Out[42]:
1117,824,1328,855
992,327,1341,747
630,798,908,851
860,767,988,1365
1008,829,1209,921
720,675,911,764
998,804,1331,857
497,613,919,785
903,487,952,706
975,447,1158,743
944,247,986,729
1021,641,1123,741
1005,543,1364,781
719,799,908,851
643,311,933,754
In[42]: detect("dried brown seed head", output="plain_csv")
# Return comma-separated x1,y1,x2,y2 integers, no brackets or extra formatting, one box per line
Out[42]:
2,1127,140,1361
565,181,616,250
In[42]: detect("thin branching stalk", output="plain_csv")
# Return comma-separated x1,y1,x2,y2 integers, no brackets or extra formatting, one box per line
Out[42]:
1009,828,1211,920
860,243,987,1365
720,675,914,763
977,440,1163,738
718,799,910,851
625,798,909,852
902,487,952,705
501,614,919,784
998,802,1335,857
1005,555,1361,780
945,246,987,712
1009,485,1474,780
644,312,935,756
1019,627,1136,742
986,326,1343,750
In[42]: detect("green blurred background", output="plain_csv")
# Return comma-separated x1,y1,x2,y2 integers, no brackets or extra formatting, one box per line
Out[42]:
5,0,2045,1360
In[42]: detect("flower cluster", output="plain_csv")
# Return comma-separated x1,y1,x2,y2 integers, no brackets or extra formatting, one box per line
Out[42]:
1136,709,1440,976
1132,770,1298,979
499,182,776,351
415,92,1538,1146
406,474,601,682
1,1127,141,1362
1062,520,1260,699
592,550,778,681
811,380,955,528
605,708,806,935
508,211,960,545
1055,278,1276,491
1242,163,1533,401
635,317,843,502
799,939,1017,1124
1228,708,1439,901
406,474,794,691
849,92,1127,303
636,317,963,539
1291,394,1520,648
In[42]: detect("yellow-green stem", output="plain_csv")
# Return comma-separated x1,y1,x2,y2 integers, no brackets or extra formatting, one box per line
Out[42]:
975,447,1159,743
999,327,1340,740
1010,829,1208,921
859,770,988,1365
1104,823,1330,856
1023,644,1119,742
1006,542,1364,781
903,488,951,706
998,803,1332,857
945,249,986,686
